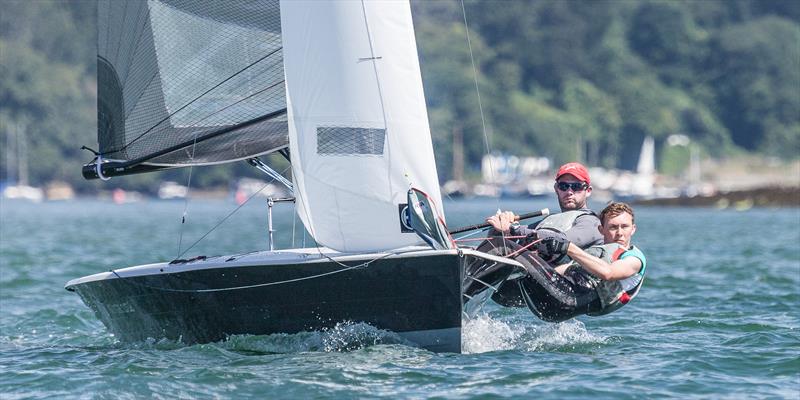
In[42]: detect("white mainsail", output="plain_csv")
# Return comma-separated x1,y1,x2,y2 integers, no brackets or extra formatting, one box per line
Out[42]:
280,0,443,252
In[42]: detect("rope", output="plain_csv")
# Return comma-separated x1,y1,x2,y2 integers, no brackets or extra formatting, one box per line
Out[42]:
110,250,401,293
95,155,110,181
460,0,497,208
476,233,543,259
506,237,543,258
454,235,527,243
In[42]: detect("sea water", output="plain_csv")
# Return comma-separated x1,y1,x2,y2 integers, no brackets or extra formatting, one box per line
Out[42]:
1,198,798,399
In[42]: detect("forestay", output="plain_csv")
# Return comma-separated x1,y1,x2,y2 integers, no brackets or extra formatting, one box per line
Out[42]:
280,0,444,252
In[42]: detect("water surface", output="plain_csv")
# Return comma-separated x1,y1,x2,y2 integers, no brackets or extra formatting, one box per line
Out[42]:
1,199,798,398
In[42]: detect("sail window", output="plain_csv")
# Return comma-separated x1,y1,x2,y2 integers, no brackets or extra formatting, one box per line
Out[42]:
317,127,385,155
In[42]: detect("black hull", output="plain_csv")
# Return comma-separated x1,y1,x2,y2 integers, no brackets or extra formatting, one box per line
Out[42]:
66,249,507,352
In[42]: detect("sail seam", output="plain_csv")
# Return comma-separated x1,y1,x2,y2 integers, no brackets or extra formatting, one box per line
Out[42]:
104,0,111,70
112,1,127,72
121,2,150,87
359,0,393,196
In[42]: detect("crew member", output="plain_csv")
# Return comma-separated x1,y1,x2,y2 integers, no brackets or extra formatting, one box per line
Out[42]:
486,162,603,261
479,162,603,306
517,202,647,322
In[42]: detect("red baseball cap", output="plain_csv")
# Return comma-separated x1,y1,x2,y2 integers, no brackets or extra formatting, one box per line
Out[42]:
555,162,591,185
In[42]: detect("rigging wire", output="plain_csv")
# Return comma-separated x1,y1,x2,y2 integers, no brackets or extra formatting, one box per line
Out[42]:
460,0,498,208
175,165,293,260
176,134,199,259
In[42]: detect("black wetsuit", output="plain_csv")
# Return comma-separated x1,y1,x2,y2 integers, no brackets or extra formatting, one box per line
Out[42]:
474,237,604,322
483,209,602,312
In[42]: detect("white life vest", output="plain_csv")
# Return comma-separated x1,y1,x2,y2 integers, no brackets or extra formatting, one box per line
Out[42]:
578,243,645,315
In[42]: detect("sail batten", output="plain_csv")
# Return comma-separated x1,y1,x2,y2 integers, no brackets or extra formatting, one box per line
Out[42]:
89,0,288,179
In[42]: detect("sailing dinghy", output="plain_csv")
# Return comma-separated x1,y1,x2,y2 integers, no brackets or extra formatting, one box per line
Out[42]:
66,0,525,352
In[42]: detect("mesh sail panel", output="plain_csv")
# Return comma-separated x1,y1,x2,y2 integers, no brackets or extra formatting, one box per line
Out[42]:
97,0,287,167
317,127,386,156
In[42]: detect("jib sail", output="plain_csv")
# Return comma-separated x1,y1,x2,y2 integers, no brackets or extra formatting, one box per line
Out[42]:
280,0,444,252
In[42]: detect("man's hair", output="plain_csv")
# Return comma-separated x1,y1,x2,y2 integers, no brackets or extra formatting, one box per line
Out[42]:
600,202,635,225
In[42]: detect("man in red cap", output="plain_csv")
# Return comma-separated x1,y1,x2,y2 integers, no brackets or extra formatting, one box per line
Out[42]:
478,162,603,308
552,162,592,211
486,161,602,261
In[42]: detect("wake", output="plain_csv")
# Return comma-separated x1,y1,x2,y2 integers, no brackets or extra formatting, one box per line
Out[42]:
462,313,609,354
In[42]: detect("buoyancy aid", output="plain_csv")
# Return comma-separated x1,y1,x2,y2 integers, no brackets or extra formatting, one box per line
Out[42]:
534,209,596,264
535,209,594,233
577,243,645,316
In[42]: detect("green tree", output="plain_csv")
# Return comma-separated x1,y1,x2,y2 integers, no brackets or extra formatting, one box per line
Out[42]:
708,16,800,157
628,1,708,86
2,0,798,195
561,78,622,167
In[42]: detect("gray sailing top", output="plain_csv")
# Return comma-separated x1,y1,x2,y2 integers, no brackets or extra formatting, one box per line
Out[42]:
510,208,603,249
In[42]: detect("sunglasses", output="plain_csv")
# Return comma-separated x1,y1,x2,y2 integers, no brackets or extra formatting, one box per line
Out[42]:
556,182,588,192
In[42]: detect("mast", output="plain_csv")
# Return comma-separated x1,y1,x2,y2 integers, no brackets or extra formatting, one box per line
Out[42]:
17,122,28,186
4,122,15,184
453,125,464,183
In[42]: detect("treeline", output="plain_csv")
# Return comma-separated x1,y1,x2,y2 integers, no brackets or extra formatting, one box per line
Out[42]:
413,0,799,179
1,1,97,192
1,0,798,193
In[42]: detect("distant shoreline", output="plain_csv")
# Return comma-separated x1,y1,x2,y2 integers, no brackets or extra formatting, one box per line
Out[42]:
633,186,799,208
